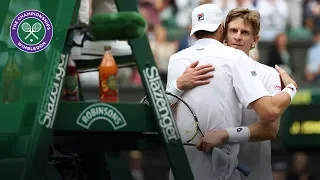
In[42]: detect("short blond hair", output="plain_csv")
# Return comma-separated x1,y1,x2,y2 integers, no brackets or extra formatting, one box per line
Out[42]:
225,8,260,36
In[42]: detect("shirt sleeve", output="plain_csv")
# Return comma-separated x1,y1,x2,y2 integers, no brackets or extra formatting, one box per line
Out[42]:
232,53,271,108
166,57,187,100
264,68,282,96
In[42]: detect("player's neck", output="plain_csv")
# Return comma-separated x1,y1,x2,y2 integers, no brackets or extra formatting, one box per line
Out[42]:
198,35,223,43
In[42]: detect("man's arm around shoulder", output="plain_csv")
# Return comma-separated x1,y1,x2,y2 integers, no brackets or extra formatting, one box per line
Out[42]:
248,67,282,141
250,65,297,122
227,65,296,143
232,52,297,122
197,63,298,152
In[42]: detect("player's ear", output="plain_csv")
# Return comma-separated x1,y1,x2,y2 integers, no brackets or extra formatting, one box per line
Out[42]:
220,25,227,43
218,24,225,40
222,24,228,43
251,35,260,49
223,31,228,44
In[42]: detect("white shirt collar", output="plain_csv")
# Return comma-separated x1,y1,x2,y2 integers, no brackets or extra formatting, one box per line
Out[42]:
194,38,223,46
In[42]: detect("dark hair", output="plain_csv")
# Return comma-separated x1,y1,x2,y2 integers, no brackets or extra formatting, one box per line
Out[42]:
194,30,213,39
193,25,222,39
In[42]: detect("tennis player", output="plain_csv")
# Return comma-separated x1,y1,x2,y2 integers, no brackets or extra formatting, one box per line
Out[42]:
166,4,297,180
222,8,280,180
170,7,286,180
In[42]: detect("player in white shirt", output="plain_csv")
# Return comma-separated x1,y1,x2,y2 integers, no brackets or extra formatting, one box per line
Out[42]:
166,4,298,180
169,8,291,180
199,8,283,180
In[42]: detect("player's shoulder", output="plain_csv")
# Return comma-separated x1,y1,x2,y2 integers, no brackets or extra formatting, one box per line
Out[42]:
169,47,193,62
254,61,279,78
222,46,248,61
207,45,249,68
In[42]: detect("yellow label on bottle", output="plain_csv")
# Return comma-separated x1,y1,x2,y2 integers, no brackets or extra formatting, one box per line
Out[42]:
101,80,109,92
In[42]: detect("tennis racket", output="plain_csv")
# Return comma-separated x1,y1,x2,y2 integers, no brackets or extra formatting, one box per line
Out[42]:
22,22,42,40
141,91,203,146
140,92,251,177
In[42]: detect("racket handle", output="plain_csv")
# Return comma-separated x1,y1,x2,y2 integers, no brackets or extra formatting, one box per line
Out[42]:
236,163,251,177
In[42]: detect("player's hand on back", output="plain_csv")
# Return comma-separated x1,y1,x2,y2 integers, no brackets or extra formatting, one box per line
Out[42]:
196,130,229,152
176,60,215,90
275,65,298,89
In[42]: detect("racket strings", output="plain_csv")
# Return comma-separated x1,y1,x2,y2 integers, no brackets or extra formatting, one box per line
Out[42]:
170,102,179,119
140,92,204,146
22,23,31,31
32,23,42,32
165,92,204,145
21,22,42,41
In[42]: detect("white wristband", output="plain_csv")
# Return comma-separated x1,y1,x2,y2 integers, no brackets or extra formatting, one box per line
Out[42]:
226,127,250,143
166,79,184,104
166,79,184,97
282,84,297,102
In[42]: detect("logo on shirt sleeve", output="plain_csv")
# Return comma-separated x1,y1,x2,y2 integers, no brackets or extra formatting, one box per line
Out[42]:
288,86,295,92
198,13,204,21
250,71,257,76
275,85,282,91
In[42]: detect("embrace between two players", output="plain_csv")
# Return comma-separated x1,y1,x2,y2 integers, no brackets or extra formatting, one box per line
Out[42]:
166,4,297,180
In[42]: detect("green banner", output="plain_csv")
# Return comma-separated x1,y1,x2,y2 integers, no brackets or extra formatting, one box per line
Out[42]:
280,104,320,149
0,0,77,179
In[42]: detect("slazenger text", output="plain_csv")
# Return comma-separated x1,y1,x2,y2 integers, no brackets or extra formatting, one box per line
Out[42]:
38,53,68,129
143,66,180,143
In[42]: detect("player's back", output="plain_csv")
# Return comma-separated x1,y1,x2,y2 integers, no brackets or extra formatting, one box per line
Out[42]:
175,39,244,133
170,39,245,180
239,60,281,180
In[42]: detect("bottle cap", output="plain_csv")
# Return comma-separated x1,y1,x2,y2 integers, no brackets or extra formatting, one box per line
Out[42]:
104,46,112,51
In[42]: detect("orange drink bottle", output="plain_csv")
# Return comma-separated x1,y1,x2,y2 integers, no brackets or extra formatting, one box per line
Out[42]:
99,46,119,102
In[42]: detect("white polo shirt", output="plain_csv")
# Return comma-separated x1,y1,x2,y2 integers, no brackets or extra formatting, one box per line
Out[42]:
166,38,271,180
239,60,281,180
